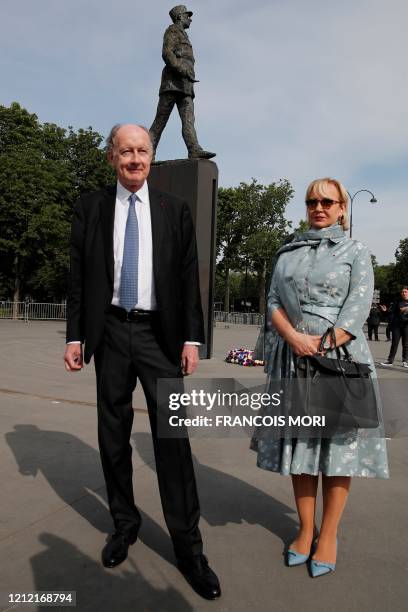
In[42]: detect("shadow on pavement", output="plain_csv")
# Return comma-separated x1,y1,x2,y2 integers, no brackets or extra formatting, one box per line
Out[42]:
5,424,299,574
5,424,111,534
29,533,193,612
133,431,298,545
5,425,177,567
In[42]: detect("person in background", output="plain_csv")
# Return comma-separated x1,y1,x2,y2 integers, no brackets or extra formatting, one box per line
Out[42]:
381,286,408,367
379,303,392,340
367,304,381,341
386,303,393,340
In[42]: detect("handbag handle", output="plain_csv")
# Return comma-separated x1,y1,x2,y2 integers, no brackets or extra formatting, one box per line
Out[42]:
318,326,353,361
319,326,365,386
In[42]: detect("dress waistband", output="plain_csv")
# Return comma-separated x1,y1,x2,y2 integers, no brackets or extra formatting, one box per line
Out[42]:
300,304,341,316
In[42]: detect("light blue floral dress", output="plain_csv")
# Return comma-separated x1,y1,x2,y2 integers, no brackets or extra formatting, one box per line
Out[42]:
252,224,389,479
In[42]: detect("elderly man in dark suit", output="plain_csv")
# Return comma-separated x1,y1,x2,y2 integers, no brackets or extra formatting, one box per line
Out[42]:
149,5,215,159
63,123,220,600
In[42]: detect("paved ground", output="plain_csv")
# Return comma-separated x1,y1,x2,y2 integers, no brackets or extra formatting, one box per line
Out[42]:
0,320,407,611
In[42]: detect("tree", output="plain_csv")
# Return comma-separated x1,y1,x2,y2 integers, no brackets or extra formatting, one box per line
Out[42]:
294,219,309,234
216,179,294,313
65,126,114,196
374,264,398,301
0,104,46,305
216,187,247,311
395,238,408,286
236,179,294,314
0,146,71,303
0,102,113,304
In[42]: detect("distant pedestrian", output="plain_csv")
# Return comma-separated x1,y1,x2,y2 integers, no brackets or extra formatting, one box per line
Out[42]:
380,303,393,341
381,287,408,367
367,304,381,341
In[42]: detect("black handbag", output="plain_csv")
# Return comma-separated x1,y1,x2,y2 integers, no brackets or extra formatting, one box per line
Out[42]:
296,327,380,432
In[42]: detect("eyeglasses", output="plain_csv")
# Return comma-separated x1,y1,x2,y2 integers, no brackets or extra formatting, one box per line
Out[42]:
305,198,342,209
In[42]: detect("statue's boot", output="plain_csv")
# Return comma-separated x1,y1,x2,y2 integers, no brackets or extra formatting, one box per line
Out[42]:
188,148,216,160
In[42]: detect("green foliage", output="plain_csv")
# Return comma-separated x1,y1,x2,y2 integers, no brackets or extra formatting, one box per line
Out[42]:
214,271,258,307
374,264,398,299
216,178,294,272
238,179,294,273
0,102,41,151
0,102,113,300
395,238,408,285
216,178,294,312
371,238,408,302
216,186,246,277
294,219,309,234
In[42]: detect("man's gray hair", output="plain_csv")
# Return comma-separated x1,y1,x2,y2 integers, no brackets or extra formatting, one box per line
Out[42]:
106,124,154,154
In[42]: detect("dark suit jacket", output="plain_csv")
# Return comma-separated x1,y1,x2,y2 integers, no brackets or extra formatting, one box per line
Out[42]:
66,184,205,364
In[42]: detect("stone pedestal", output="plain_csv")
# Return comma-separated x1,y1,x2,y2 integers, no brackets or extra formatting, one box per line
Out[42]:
149,159,218,359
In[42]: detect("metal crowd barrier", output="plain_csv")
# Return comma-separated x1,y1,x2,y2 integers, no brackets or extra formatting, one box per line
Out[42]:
213,311,264,326
0,305,388,332
0,301,67,321
0,303,264,325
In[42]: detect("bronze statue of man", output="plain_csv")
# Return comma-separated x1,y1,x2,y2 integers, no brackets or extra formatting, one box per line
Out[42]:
149,5,215,160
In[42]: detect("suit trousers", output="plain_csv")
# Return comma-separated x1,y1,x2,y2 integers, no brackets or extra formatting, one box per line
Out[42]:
94,311,203,561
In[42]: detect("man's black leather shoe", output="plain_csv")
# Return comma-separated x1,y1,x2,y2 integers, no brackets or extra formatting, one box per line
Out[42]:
177,554,221,600
102,531,137,568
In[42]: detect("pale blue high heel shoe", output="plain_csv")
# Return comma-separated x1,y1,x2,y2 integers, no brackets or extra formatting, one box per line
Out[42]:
310,539,337,578
286,533,318,567
287,549,310,567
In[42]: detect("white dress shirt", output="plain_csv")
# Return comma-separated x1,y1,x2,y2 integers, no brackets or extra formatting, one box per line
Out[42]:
112,180,157,310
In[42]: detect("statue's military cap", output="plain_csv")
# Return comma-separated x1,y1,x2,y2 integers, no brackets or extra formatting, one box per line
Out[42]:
169,5,193,21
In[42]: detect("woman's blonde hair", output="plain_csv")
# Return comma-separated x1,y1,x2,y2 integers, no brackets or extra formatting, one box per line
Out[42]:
305,177,350,231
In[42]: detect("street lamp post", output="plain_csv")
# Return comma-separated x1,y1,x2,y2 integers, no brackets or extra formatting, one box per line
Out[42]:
347,189,378,238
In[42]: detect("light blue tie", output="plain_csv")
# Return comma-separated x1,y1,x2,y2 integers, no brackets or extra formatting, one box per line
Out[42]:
119,193,139,311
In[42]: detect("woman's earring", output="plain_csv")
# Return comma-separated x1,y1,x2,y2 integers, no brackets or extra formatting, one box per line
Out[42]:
338,215,344,225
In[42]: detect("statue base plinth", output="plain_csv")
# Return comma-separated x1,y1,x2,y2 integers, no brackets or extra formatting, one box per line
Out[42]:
149,159,218,360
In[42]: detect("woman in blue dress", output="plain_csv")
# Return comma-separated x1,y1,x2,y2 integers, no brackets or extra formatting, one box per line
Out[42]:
252,177,389,577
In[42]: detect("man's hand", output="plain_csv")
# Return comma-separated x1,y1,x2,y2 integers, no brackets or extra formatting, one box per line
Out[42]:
181,345,199,375
64,343,84,371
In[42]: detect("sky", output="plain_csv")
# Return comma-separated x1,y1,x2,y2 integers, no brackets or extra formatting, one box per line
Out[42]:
1,0,407,263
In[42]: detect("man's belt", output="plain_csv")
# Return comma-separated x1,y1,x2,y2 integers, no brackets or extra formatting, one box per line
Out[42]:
107,304,156,322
